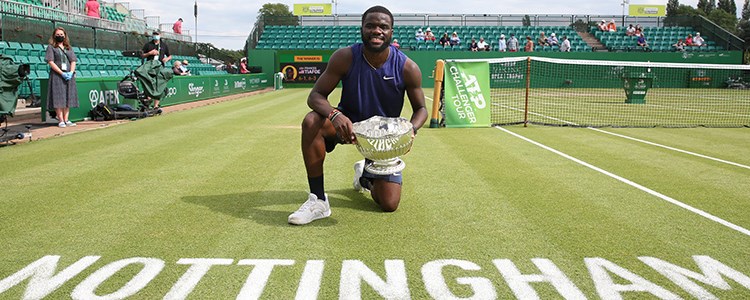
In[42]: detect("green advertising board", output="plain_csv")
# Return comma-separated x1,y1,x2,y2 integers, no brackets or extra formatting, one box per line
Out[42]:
40,73,269,122
443,61,491,128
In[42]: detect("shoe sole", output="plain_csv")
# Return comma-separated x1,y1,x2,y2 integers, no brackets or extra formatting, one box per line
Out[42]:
288,210,331,225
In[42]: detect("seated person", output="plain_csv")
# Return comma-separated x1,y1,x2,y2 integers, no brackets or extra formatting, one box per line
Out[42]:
425,28,436,41
477,37,489,51
239,57,249,74
693,32,705,47
625,24,636,36
469,38,478,51
607,19,617,32
449,32,460,46
415,28,425,41
524,36,534,52
559,35,571,52
439,33,450,46
172,61,188,76
637,34,649,50
597,20,608,31
672,38,686,52
685,34,694,46
391,39,400,49
179,59,191,75
548,33,559,46
537,32,549,46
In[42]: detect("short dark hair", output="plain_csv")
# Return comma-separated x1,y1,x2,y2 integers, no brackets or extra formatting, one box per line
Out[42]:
152,31,160,35
361,6,393,26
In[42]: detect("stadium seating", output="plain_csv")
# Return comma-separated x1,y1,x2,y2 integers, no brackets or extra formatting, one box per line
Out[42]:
257,25,589,52
0,41,222,98
591,26,723,52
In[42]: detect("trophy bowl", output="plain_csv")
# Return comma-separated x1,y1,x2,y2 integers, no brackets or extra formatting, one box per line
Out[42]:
352,116,414,175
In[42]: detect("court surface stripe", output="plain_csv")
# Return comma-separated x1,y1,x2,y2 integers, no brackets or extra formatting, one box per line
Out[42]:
588,128,750,171
495,126,750,237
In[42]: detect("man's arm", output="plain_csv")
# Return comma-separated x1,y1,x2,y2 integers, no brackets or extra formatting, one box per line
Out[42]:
308,47,354,142
402,58,428,133
162,44,172,64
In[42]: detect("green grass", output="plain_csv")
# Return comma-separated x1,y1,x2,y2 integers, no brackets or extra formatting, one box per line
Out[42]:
488,88,750,127
1,88,749,299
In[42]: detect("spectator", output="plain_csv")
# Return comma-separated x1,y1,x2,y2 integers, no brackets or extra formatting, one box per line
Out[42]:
693,32,705,47
507,33,519,52
84,0,100,18
391,39,400,49
180,59,190,74
559,35,571,52
637,33,649,51
46,27,79,128
172,61,188,75
537,31,548,46
635,24,643,36
477,37,489,51
548,33,559,46
239,57,249,74
672,38,686,52
449,32,460,46
524,35,534,52
439,33,450,47
469,38,478,51
173,18,183,34
607,19,617,32
425,27,436,41
685,34,694,46
597,20,607,31
625,24,636,36
415,28,425,41
497,34,507,52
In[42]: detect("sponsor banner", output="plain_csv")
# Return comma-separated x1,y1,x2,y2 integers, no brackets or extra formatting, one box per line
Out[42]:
293,3,332,16
443,61,491,128
294,56,323,62
40,73,269,122
629,4,666,17
280,63,327,83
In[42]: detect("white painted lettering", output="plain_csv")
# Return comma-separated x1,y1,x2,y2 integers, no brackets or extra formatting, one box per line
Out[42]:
339,260,410,300
163,258,234,300
640,255,750,299
585,257,680,300
0,255,99,299
493,258,586,300
71,257,164,300
422,259,496,300
236,259,294,300
295,260,325,300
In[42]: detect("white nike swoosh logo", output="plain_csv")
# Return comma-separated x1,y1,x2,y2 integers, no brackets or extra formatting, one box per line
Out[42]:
383,76,395,80
392,173,401,176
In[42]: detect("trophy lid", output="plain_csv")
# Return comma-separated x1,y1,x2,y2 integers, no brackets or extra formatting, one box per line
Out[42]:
353,116,413,139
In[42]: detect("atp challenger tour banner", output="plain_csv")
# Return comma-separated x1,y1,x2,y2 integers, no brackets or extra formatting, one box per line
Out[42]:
443,61,491,128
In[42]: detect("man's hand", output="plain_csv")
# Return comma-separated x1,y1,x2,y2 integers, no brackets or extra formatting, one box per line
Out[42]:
149,49,159,56
331,114,356,144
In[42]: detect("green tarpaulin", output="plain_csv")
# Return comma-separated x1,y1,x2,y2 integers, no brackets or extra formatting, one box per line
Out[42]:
0,55,24,117
134,60,175,100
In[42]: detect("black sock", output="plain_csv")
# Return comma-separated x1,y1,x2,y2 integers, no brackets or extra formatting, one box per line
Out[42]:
308,176,325,201
359,177,373,190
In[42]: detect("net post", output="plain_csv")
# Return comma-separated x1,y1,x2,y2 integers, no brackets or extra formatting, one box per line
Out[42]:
524,57,531,127
430,59,445,128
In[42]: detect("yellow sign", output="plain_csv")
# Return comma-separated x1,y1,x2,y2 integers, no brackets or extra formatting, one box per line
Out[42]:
628,4,666,17
294,56,323,62
293,3,332,16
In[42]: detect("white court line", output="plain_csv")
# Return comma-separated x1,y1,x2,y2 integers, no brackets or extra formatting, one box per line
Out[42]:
495,126,750,237
494,103,750,171
588,128,750,171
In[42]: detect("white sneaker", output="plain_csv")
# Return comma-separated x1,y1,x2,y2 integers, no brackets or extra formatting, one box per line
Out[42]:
353,160,369,193
65,121,76,127
288,193,331,225
58,122,66,128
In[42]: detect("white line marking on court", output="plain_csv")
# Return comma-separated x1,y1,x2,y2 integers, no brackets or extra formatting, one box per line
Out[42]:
494,126,750,237
588,128,750,171
493,103,579,125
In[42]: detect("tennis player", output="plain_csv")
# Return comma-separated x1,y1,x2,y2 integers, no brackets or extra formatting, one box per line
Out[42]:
288,5,428,225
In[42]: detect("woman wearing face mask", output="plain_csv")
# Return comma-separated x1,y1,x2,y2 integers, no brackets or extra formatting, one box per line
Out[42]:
46,27,79,128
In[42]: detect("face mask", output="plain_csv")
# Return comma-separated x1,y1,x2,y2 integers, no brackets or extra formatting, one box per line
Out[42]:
54,36,65,43
153,36,160,41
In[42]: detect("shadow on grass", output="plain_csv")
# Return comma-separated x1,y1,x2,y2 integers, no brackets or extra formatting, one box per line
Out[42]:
181,189,381,227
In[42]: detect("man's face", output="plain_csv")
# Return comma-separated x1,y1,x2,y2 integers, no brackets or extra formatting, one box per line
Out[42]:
360,12,392,53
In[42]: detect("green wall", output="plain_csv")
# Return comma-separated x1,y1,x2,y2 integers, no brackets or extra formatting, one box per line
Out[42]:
41,74,269,122
250,48,744,88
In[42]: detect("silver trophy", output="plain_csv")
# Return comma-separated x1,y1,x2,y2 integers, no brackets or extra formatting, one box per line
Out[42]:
352,116,414,175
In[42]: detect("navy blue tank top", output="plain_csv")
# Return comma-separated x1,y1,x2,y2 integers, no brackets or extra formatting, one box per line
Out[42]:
337,43,407,123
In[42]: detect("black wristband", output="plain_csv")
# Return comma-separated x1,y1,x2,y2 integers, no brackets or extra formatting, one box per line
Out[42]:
412,127,418,136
